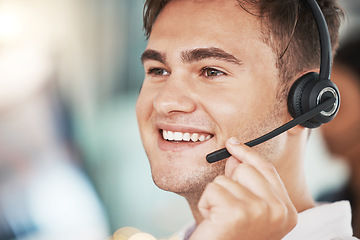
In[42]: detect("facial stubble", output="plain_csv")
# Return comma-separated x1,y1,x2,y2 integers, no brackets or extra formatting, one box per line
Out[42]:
148,105,285,196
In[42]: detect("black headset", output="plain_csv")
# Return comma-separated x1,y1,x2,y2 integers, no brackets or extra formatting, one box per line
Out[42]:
207,0,340,163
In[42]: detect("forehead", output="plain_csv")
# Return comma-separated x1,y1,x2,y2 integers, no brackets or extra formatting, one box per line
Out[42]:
148,0,263,51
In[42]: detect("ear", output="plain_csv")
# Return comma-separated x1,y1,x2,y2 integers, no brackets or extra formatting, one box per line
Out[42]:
285,68,320,136
286,68,337,129
291,69,320,83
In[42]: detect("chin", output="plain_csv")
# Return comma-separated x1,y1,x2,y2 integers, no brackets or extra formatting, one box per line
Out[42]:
149,154,226,196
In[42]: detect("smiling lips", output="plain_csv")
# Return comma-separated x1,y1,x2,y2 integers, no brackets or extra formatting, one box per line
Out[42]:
162,130,213,142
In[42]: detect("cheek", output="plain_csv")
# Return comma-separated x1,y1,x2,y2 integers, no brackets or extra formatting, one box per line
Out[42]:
201,87,255,139
136,90,154,133
204,80,281,143
210,99,245,128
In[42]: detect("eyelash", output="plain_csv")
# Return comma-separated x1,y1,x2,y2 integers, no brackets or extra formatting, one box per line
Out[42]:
200,67,227,78
146,68,170,76
146,67,227,79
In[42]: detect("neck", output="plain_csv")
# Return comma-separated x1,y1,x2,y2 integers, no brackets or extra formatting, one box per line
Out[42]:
275,129,315,213
280,168,315,213
182,191,204,224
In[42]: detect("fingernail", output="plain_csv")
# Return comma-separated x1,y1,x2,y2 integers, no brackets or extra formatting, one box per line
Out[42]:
229,137,240,145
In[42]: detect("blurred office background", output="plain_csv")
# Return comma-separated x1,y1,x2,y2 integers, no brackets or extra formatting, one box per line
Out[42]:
0,0,358,239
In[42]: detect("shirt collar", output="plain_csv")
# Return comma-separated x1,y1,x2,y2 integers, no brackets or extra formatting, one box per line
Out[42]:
177,201,354,240
283,201,353,240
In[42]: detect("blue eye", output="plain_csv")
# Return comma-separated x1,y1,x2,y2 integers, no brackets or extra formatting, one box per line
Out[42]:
202,68,226,77
147,68,170,76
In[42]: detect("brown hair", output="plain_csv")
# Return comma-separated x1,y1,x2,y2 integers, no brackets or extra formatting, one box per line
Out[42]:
143,0,344,87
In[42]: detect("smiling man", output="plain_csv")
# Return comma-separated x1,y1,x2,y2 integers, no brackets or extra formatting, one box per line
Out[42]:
134,0,358,239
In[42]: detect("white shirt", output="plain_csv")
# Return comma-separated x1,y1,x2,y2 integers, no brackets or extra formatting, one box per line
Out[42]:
176,201,358,240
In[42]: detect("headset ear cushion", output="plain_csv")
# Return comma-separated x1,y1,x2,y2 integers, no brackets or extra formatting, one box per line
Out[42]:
287,72,322,128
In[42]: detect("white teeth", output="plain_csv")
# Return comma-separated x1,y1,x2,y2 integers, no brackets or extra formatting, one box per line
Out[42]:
162,130,212,142
191,133,199,142
174,132,182,141
167,131,174,140
183,133,191,141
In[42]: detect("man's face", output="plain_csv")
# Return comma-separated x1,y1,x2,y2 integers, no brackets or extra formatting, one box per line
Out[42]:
136,0,288,196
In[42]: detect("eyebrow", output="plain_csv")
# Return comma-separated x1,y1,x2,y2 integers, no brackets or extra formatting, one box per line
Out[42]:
181,47,243,65
141,47,242,66
141,49,167,65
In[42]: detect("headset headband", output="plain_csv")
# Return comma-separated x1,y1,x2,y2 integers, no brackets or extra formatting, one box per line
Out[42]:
304,0,332,80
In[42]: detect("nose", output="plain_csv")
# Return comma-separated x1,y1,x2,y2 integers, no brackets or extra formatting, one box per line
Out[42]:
153,76,196,116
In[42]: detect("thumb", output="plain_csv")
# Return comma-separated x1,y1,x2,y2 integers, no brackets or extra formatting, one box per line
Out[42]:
224,137,247,177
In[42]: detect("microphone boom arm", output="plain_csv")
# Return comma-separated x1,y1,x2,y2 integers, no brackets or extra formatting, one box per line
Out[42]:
206,97,336,163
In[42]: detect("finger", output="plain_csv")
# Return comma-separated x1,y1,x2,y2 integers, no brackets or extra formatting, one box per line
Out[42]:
213,175,258,200
225,137,291,203
203,176,295,236
198,180,250,220
214,170,294,226
231,164,279,199
224,156,241,177
221,162,286,213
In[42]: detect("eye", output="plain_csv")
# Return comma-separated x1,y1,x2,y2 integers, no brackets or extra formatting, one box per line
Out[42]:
201,67,226,78
147,68,170,76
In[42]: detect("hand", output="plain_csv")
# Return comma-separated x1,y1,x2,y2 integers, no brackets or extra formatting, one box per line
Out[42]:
189,137,298,240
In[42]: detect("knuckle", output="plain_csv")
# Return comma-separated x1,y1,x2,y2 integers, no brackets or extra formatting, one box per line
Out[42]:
270,202,298,231
288,206,298,227
231,165,247,181
250,199,269,219
233,163,251,175
232,204,247,221
257,199,270,214
259,161,276,173
242,198,269,221
205,181,219,192
271,202,288,223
